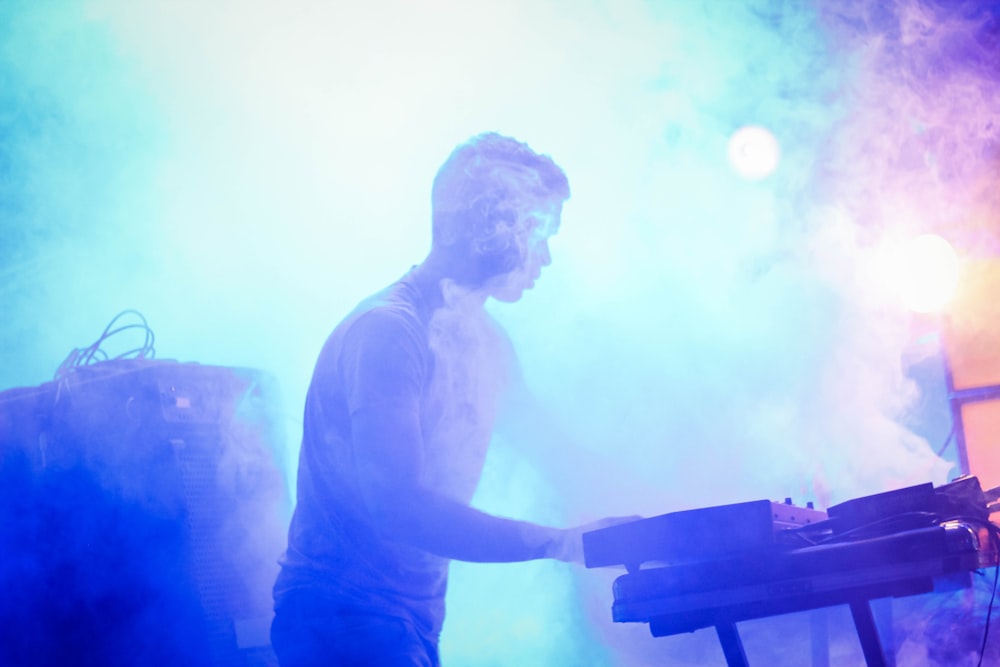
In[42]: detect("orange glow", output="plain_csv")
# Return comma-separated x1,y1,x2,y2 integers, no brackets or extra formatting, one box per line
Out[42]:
959,400,1000,491
944,259,1000,390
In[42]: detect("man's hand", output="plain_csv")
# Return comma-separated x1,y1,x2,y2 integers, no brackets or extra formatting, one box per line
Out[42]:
548,515,642,564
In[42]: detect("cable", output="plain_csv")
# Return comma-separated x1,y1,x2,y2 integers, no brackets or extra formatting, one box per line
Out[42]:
812,511,941,546
54,310,156,380
936,424,956,457
776,518,836,547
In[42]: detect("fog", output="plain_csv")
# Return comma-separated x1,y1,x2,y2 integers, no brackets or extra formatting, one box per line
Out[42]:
2,0,998,664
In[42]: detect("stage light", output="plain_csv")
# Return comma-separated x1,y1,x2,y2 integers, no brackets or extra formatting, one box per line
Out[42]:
727,125,780,180
892,234,959,314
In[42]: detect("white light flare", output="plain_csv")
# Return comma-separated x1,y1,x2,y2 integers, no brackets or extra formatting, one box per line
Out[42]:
881,234,960,313
727,125,781,181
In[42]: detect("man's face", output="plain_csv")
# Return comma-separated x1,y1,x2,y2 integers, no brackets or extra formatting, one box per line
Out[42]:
486,200,562,303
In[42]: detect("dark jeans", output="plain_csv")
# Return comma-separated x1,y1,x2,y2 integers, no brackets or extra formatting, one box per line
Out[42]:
271,592,440,667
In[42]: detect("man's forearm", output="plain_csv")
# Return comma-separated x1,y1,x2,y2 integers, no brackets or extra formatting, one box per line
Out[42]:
364,484,566,562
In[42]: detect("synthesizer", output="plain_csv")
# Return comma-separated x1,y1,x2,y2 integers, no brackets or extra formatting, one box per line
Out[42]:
583,498,827,572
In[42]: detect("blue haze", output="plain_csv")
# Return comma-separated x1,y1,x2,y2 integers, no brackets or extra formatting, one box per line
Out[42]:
2,0,999,664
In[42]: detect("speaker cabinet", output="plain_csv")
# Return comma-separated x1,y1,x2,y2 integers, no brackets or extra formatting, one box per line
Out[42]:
0,360,289,667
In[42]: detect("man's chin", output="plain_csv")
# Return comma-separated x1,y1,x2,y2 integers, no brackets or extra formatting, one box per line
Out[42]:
491,284,530,303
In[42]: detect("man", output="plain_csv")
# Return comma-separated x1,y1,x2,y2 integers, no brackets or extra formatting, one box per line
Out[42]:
271,132,623,666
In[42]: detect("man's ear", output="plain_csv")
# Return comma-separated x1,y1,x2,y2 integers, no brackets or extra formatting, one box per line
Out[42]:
434,215,460,247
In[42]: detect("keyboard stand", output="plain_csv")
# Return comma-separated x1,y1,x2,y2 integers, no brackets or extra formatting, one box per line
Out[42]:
715,622,749,667
706,598,888,667
644,577,931,667
849,599,887,667
611,524,993,666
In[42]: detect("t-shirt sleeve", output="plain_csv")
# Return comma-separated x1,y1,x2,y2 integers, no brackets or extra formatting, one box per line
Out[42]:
337,308,429,499
340,308,427,416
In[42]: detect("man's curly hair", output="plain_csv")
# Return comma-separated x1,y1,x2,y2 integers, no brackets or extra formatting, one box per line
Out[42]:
431,133,570,285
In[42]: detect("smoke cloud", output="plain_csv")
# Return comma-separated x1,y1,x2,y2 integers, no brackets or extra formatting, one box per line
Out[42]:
2,0,998,664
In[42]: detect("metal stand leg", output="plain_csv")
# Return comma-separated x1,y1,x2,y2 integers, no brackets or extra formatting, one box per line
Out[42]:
849,600,887,667
715,622,750,667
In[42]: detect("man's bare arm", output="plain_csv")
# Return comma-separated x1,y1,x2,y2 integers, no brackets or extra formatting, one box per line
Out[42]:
351,400,584,562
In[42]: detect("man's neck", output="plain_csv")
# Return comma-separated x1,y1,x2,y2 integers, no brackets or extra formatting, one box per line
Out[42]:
413,251,490,310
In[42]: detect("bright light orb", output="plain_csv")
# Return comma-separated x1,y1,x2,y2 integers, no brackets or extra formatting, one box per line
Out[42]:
727,125,781,180
894,234,960,313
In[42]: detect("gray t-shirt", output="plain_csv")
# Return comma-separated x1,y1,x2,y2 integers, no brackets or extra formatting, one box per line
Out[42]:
274,271,510,641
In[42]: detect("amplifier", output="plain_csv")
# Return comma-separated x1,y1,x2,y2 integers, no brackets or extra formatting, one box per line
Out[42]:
0,359,289,667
